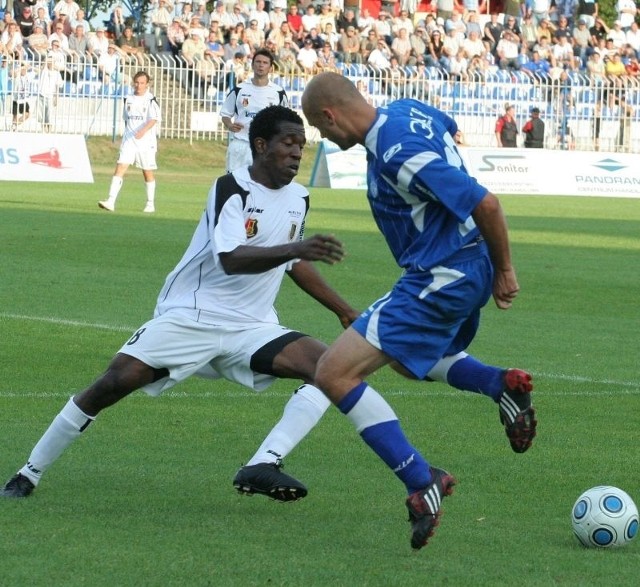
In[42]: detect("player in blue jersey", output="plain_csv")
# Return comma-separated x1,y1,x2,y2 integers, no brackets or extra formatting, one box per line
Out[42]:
301,72,537,550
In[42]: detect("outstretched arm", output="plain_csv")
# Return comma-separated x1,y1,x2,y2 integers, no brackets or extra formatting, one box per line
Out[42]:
287,259,359,328
471,192,520,309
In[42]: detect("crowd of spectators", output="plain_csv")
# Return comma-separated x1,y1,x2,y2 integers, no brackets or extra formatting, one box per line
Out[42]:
2,1,640,95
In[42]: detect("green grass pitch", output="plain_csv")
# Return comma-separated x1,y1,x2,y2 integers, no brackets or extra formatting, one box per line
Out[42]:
1,137,639,586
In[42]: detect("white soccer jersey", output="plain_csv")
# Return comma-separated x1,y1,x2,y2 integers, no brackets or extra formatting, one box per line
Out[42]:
220,80,288,142
155,167,309,325
121,90,161,150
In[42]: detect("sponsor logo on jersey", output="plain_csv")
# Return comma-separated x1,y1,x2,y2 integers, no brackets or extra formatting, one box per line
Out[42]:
245,218,258,237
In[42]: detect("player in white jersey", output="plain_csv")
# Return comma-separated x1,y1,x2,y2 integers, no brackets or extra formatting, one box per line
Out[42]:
220,48,288,173
99,71,162,214
1,106,358,500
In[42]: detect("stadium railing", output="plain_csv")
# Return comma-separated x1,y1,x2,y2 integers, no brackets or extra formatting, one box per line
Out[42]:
1,53,638,153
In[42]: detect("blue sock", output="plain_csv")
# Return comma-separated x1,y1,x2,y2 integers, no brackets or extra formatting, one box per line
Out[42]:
338,382,431,494
446,355,504,401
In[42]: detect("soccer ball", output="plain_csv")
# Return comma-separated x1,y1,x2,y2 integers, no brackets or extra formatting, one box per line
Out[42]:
571,486,639,548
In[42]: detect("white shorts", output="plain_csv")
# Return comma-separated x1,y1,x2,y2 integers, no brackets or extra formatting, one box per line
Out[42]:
226,138,252,173
118,140,158,170
118,308,296,396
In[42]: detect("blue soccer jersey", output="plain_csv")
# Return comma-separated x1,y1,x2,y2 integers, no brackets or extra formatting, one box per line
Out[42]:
363,100,488,271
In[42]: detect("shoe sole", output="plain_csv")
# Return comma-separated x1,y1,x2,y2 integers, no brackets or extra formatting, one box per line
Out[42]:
501,406,537,453
233,482,307,502
98,202,114,212
409,472,456,550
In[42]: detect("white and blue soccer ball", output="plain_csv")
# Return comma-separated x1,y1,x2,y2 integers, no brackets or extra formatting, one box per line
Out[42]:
572,486,639,548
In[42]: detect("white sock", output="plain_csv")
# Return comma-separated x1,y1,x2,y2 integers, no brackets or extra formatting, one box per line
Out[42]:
18,397,94,485
245,384,331,466
108,176,123,201
145,180,156,204
427,352,468,382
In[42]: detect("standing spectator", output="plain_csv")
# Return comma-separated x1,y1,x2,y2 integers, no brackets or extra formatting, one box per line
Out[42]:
436,0,455,21
529,0,551,26
522,107,545,147
99,71,160,213
220,49,288,173
300,72,536,550
53,0,80,21
10,62,30,131
577,0,598,29
555,0,579,29
495,103,518,147
626,22,640,57
37,57,63,133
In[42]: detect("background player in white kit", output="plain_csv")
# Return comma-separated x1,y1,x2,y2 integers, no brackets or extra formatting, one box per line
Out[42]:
99,71,161,214
2,106,358,500
220,49,288,173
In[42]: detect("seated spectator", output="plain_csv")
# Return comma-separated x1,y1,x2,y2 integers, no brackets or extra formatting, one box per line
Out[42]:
301,5,319,34
275,36,300,74
464,10,483,38
425,29,445,68
521,49,552,79
70,8,90,34
360,29,378,62
551,33,577,70
357,7,376,37
33,6,51,36
553,16,572,42
207,19,224,44
225,50,250,85
393,9,414,35
1,21,24,59
320,21,340,51
573,18,592,66
502,13,521,41
520,13,538,50
336,8,357,34
17,5,34,38
385,55,407,99
317,3,337,33
304,27,323,50
391,27,413,66
445,10,466,42
441,26,461,69
268,21,293,51
317,40,338,71
373,10,392,46
368,37,392,69
26,22,49,57
248,0,270,32
297,37,319,73
97,43,120,84
151,0,174,49
448,47,469,80
269,4,287,32
586,50,607,87
496,29,520,70
462,28,484,59
483,12,503,54
589,17,609,47
167,17,187,58
204,30,224,60
536,18,555,43
339,25,362,64
109,3,126,39
608,21,626,51
245,18,265,52
195,2,211,28
53,0,80,22
87,26,108,61
286,3,304,44
181,28,206,66
117,25,145,66
533,36,553,62
605,51,627,87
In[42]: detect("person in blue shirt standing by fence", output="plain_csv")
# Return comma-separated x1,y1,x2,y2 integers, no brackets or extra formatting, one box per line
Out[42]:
301,72,537,551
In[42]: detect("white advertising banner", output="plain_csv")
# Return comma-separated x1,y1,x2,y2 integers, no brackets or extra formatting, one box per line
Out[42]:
0,133,94,183
310,139,640,199
459,148,640,199
310,139,367,190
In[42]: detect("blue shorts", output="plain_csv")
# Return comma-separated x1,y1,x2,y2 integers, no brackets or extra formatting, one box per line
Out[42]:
352,242,492,379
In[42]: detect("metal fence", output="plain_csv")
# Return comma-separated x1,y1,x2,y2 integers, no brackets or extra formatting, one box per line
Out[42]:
2,52,639,153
